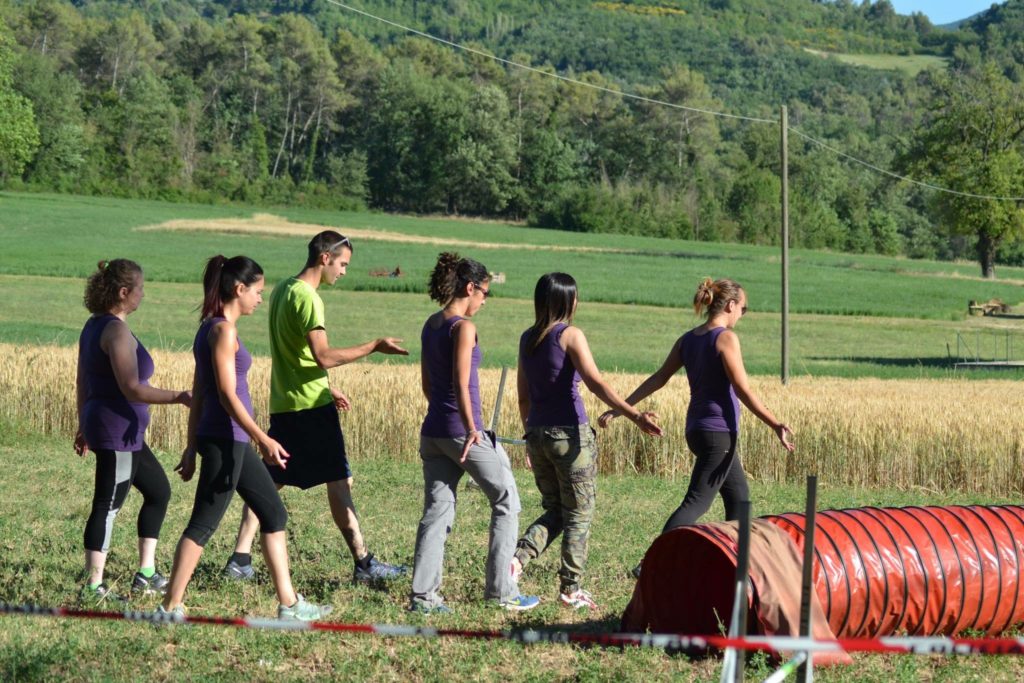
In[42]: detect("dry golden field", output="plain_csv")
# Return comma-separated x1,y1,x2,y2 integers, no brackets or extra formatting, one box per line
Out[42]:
2,342,1021,496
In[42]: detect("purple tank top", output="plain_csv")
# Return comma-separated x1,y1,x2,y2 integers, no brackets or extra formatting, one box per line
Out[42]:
520,323,588,427
420,314,483,438
193,317,253,442
78,314,154,451
681,327,741,433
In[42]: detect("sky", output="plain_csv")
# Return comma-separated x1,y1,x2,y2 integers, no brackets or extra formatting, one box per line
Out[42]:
888,1,1000,25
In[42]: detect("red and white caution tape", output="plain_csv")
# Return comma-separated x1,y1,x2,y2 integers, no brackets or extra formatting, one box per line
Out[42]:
3,602,1024,655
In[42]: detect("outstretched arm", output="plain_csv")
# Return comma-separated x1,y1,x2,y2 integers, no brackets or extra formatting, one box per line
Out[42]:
307,328,408,370
718,330,794,451
563,327,662,436
597,336,684,428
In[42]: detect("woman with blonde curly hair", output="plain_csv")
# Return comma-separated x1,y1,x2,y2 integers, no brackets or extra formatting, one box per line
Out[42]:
599,278,794,576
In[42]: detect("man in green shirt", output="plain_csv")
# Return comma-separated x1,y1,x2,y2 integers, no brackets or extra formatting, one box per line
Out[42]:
226,231,409,583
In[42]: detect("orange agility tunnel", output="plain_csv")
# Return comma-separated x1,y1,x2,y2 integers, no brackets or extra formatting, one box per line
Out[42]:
621,505,1024,642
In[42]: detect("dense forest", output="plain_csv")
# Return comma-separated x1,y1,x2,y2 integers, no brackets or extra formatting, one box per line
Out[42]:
2,0,1024,275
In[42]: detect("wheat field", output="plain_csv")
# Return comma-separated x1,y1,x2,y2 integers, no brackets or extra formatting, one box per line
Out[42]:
2,343,1021,497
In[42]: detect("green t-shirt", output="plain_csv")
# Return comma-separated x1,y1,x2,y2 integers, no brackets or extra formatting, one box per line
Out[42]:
268,277,331,413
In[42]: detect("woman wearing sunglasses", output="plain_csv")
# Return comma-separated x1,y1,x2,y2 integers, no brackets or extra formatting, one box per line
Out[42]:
409,252,538,613
598,277,794,576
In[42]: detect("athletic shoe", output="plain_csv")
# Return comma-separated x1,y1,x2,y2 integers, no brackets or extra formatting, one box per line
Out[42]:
223,559,256,581
560,589,598,610
278,594,333,621
353,555,407,583
155,604,185,621
131,571,169,595
78,583,126,605
409,601,453,615
631,561,642,579
510,557,523,584
499,594,540,611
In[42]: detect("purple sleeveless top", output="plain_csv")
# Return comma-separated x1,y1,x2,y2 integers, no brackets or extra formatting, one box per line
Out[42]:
420,314,483,438
78,314,154,451
519,323,588,427
681,327,741,433
193,317,253,442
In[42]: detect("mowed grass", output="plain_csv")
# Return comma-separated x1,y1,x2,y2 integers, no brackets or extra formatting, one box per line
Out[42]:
3,191,1024,319
4,192,1024,378
3,426,1024,682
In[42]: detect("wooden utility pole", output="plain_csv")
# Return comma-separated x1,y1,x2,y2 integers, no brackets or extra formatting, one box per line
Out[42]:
781,105,790,385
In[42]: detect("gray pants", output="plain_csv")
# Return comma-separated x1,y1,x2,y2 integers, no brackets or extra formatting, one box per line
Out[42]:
411,432,521,608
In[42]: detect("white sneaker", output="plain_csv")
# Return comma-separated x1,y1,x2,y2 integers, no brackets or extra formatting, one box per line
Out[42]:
559,589,597,610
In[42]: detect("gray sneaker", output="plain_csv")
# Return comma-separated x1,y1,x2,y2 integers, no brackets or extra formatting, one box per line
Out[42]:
278,594,333,621
223,559,256,581
79,583,126,605
131,571,169,595
155,604,185,622
353,555,407,584
409,601,453,615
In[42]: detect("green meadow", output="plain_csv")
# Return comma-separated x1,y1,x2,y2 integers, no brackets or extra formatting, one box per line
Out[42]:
802,48,948,76
2,191,1023,378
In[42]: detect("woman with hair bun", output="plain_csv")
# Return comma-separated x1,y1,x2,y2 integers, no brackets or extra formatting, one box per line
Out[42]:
598,277,794,576
75,259,191,603
159,255,331,621
409,252,539,614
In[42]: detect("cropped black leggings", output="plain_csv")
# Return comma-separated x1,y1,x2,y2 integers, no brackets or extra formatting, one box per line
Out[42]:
661,430,749,534
85,445,171,552
182,438,287,546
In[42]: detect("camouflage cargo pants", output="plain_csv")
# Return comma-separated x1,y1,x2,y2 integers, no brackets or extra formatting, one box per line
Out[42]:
514,424,597,594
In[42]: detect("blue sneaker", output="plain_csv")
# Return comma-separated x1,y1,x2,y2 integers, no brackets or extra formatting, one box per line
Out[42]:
353,555,407,583
278,594,333,621
223,559,256,581
499,594,540,612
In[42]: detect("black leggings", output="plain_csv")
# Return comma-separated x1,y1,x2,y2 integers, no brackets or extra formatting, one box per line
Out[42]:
182,438,288,546
661,430,749,534
85,445,171,552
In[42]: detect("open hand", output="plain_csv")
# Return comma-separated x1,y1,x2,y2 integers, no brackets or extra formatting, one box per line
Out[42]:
375,337,409,356
331,387,351,411
633,411,663,437
775,423,795,452
176,390,192,408
259,437,290,469
459,430,481,463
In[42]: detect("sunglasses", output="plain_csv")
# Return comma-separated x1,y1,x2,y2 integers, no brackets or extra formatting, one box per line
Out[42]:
473,282,491,298
328,237,352,252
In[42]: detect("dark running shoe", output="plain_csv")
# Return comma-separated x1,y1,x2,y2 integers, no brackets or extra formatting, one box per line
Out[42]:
223,559,256,581
131,571,169,595
353,555,407,584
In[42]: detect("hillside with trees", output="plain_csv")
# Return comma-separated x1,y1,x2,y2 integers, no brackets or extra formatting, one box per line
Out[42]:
2,0,1024,275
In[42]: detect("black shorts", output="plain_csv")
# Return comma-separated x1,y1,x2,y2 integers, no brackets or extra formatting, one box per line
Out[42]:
266,402,352,489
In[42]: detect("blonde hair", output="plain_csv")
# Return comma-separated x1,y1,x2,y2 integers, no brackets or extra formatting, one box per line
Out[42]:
693,277,743,318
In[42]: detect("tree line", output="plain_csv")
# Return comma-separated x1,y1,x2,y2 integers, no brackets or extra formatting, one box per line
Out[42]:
1,0,1024,276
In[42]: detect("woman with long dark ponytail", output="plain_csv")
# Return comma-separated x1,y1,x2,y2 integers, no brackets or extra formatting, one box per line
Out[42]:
76,259,191,603
159,256,331,620
512,273,662,609
409,252,539,613
599,277,794,577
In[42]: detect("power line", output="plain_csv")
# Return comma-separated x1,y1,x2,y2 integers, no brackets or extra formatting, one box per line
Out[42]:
323,0,1024,203
321,0,775,124
789,127,1024,201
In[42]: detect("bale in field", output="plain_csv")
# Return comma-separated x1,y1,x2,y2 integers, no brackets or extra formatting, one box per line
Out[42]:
409,252,538,613
75,258,191,603
599,277,794,577
512,272,662,610
160,255,330,620
227,230,409,585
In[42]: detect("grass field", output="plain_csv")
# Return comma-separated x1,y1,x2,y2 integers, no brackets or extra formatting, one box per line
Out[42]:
3,191,1024,378
5,190,1024,680
802,48,948,75
2,425,1023,682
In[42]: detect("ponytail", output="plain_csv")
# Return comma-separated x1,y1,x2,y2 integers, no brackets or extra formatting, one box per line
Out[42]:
427,252,489,305
200,255,264,320
693,277,743,318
